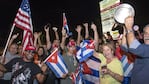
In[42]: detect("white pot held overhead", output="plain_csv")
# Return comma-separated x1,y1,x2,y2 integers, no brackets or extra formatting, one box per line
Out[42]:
114,3,135,24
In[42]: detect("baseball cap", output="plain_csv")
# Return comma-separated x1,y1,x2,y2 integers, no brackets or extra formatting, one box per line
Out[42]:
68,40,76,47
25,45,36,51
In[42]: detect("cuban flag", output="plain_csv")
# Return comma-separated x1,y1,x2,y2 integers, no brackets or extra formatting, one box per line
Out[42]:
44,48,68,78
121,55,134,77
81,62,92,74
83,56,100,84
76,40,95,62
63,13,72,36
70,69,83,84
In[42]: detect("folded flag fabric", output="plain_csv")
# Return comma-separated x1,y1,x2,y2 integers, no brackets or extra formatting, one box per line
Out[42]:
76,40,95,62
83,56,101,84
70,56,101,84
121,55,133,77
44,48,68,78
81,62,92,74
70,69,83,84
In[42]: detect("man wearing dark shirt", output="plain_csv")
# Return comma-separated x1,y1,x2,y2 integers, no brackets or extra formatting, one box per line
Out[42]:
0,45,47,84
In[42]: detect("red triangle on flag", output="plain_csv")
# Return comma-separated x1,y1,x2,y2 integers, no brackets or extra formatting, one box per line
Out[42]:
82,62,92,74
47,50,58,63
86,40,95,49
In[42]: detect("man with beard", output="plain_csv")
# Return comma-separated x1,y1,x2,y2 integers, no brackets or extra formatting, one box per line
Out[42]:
0,45,47,84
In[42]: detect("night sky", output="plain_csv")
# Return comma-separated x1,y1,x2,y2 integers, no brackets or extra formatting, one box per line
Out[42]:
0,0,100,31
0,0,148,47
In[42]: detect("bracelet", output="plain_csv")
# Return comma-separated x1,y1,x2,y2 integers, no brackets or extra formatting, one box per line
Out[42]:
127,29,134,34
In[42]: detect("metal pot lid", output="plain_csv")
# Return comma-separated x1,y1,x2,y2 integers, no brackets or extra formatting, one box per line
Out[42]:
114,3,135,24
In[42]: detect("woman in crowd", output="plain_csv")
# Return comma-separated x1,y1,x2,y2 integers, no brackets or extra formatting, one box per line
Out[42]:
94,42,123,84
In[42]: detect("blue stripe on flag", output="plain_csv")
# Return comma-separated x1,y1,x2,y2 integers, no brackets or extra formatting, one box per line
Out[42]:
46,62,61,78
89,56,101,63
77,40,95,62
82,56,100,84
75,71,83,84
123,62,130,72
121,55,133,77
121,55,127,62
58,52,68,68
121,55,129,72
81,51,94,62
56,62,67,73
90,68,99,77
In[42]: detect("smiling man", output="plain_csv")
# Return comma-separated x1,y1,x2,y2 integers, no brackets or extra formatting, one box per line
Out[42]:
0,45,47,84
121,16,149,84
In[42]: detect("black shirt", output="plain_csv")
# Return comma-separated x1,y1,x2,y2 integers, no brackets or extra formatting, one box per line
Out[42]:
5,58,42,84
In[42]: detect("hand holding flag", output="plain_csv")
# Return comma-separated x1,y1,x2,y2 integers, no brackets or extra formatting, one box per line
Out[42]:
63,13,72,36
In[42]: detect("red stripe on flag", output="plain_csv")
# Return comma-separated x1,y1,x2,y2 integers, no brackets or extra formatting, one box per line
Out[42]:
14,22,31,31
14,10,31,31
13,0,34,53
17,9,30,19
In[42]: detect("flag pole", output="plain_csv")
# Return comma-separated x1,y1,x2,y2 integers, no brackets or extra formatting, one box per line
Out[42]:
1,24,15,64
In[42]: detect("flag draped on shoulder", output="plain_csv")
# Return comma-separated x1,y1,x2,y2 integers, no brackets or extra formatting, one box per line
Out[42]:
76,40,95,62
44,48,68,78
63,13,72,36
13,0,34,52
83,56,100,84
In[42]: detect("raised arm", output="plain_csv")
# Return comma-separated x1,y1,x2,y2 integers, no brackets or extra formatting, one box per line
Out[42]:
91,23,99,51
37,32,42,46
83,23,89,39
60,27,67,50
44,25,51,50
53,27,59,40
76,25,82,46
124,16,135,46
33,32,41,48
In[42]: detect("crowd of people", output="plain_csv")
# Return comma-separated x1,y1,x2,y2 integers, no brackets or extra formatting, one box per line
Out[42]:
0,15,148,84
